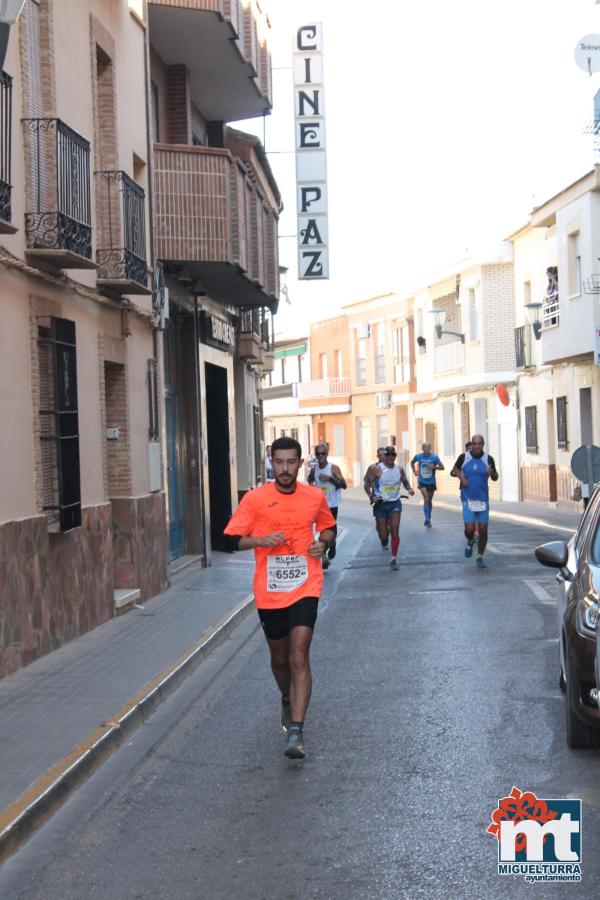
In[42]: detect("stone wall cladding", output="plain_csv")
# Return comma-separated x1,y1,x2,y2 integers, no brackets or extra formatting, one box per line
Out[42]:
111,492,168,600
0,504,113,678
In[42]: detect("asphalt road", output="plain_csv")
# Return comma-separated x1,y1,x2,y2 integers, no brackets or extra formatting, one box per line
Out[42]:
2,497,600,899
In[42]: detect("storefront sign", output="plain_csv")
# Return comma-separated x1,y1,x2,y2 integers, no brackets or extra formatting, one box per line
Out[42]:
199,311,234,352
293,23,329,279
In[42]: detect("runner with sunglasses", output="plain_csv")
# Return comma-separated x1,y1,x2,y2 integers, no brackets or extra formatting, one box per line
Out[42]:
307,443,347,569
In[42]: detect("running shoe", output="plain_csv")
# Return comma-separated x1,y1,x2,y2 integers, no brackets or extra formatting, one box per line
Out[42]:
284,730,306,760
464,544,473,558
476,556,486,569
390,558,398,570
381,540,389,550
425,521,432,529
327,543,336,560
280,704,292,734
322,556,330,570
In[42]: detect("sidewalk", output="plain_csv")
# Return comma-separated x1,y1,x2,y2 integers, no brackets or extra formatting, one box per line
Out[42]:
0,553,256,860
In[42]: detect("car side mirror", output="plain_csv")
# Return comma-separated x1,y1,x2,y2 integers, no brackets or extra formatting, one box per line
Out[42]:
535,541,574,581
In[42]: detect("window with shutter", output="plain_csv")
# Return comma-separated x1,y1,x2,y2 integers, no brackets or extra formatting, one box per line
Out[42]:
525,406,538,454
556,396,568,450
37,316,81,532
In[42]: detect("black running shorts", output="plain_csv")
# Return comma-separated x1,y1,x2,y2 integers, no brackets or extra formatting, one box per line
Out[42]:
257,596,319,641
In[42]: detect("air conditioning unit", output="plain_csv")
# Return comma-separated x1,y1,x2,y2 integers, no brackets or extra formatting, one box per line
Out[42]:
357,322,371,340
376,391,392,409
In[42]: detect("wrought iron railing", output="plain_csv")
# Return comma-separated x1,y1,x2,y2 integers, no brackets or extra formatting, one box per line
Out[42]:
260,307,274,350
96,170,147,286
240,306,261,336
0,71,13,225
541,292,559,329
24,118,92,259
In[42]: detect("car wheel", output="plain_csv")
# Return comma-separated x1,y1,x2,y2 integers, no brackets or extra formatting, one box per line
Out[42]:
565,655,600,749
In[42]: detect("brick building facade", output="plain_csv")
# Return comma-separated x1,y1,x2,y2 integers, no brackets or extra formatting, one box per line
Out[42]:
0,0,280,677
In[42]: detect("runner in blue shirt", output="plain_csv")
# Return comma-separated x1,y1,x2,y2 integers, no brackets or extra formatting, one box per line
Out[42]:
454,434,499,568
410,442,444,528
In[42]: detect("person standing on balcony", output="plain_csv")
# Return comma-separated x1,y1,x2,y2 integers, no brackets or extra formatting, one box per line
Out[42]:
307,443,347,569
364,446,414,569
363,447,387,547
223,437,336,760
452,434,498,569
410,442,444,528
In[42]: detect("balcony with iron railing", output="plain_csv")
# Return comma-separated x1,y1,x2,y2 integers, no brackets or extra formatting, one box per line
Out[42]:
23,118,94,269
153,144,278,307
96,171,150,295
296,378,350,400
0,71,15,234
433,340,464,374
541,292,559,329
148,0,271,121
239,306,262,361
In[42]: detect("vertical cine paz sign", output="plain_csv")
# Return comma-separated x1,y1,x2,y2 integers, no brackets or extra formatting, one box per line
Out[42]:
293,23,329,280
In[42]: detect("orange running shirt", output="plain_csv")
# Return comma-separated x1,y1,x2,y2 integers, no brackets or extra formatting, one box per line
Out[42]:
224,481,336,609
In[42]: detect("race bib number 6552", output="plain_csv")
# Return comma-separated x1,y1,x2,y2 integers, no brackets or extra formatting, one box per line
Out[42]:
267,555,308,592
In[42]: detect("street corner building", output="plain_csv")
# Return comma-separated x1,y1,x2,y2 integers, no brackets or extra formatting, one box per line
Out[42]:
0,0,280,678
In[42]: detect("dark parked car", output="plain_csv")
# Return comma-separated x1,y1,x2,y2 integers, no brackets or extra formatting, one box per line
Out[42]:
535,488,600,748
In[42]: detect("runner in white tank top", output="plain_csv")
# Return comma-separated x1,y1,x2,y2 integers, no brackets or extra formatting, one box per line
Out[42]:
364,445,414,569
363,447,387,546
308,443,347,569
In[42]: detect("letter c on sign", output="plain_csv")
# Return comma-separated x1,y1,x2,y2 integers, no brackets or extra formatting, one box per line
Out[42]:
297,25,317,51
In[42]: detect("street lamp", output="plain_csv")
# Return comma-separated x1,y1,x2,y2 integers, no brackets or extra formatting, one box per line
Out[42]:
429,308,465,344
0,1,26,72
523,301,543,340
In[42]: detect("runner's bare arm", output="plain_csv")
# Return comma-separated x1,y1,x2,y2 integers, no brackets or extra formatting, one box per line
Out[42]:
400,467,415,495
435,459,445,471
307,528,336,558
238,532,286,550
331,464,347,490
410,457,418,477
363,464,380,499
488,459,499,481
307,466,316,484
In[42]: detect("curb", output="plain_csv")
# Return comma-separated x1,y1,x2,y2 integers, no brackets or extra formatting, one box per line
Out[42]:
432,500,577,535
0,592,255,864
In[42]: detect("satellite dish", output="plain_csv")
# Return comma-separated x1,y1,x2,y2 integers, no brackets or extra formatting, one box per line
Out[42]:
574,35,600,75
496,384,510,407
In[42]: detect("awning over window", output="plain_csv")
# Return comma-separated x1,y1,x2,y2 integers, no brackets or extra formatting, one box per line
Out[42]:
275,342,307,359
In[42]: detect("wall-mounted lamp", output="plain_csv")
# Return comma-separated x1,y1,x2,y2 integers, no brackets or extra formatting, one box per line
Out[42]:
0,1,26,71
429,308,465,344
523,302,542,340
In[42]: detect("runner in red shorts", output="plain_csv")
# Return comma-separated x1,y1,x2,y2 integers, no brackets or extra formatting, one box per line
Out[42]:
224,436,336,759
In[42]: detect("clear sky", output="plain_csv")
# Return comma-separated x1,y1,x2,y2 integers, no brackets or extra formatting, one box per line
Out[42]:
237,0,600,337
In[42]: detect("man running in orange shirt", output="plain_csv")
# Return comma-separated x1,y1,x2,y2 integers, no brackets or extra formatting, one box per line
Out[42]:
224,436,336,760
